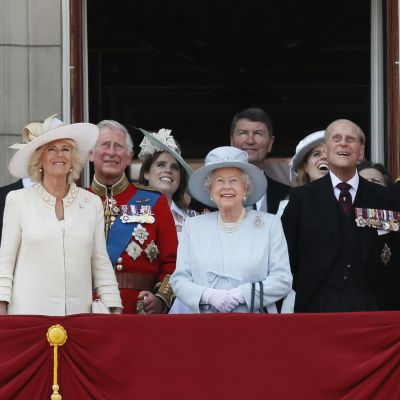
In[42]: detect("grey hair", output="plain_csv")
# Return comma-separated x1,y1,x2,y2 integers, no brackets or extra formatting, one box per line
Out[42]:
324,119,366,145
203,170,252,196
97,120,134,152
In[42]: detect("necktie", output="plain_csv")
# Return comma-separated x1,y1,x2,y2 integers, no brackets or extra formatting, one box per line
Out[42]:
336,182,352,216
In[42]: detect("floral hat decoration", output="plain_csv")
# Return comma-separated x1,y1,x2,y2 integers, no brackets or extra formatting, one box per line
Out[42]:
8,114,99,178
137,128,193,180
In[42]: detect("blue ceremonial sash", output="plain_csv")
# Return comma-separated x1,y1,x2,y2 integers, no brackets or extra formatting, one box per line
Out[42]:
106,189,160,265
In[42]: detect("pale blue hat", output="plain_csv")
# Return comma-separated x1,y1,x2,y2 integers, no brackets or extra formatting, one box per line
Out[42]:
189,146,267,208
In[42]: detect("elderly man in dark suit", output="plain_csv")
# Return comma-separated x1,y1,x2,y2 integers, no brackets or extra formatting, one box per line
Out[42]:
282,119,398,312
230,107,290,214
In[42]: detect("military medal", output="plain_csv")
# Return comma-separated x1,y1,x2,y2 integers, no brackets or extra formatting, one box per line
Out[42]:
140,205,155,224
381,243,391,266
355,208,366,227
145,240,159,262
355,207,399,232
132,223,149,245
390,221,399,232
126,241,143,260
121,214,130,222
120,204,155,224
389,210,399,231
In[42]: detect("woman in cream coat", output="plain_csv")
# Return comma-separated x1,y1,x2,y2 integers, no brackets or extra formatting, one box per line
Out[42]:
0,115,122,315
170,146,292,313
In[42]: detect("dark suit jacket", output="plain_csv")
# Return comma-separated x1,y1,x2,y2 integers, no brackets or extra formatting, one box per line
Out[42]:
281,174,398,312
190,174,290,214
265,174,290,214
0,179,23,242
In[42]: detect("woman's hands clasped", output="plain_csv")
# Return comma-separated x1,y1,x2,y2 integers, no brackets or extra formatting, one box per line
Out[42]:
201,288,245,312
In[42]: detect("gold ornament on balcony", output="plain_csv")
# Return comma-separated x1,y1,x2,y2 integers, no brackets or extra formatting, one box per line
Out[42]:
47,324,68,400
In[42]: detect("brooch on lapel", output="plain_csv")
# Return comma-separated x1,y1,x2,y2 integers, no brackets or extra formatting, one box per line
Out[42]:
253,213,264,229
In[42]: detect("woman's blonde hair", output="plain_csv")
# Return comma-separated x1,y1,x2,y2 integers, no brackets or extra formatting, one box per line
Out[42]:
28,139,86,183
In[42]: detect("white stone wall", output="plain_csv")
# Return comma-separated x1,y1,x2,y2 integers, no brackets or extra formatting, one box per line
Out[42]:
0,0,62,185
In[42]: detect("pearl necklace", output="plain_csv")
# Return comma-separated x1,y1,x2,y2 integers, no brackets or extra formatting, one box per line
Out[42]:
218,209,247,233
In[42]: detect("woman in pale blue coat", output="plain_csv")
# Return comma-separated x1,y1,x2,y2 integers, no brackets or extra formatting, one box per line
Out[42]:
170,146,293,313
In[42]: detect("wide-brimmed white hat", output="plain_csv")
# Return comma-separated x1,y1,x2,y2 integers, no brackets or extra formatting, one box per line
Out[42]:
8,114,99,178
137,127,193,180
188,146,267,208
289,130,325,179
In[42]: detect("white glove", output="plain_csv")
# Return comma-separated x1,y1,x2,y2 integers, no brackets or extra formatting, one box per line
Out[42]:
201,288,239,312
228,287,245,304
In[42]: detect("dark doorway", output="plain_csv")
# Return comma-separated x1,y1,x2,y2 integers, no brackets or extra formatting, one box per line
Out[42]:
87,0,371,160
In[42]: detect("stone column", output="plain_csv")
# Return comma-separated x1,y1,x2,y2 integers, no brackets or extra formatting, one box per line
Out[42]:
0,0,62,185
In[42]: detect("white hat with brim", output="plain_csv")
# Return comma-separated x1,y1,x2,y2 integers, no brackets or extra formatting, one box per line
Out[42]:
188,146,267,208
137,127,193,180
8,115,99,178
289,130,325,179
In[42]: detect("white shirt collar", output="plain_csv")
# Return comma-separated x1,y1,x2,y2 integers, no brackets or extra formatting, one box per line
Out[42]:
330,170,359,190
170,201,187,218
329,170,359,201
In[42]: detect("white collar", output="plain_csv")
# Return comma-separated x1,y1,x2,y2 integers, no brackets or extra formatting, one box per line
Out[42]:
329,170,359,191
170,201,187,218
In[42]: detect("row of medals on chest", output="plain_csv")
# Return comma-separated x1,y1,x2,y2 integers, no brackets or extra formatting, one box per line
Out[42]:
355,207,399,231
354,207,398,267
105,197,159,265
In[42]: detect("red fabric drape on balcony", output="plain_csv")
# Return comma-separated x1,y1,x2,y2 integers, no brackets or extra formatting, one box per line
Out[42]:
0,312,400,400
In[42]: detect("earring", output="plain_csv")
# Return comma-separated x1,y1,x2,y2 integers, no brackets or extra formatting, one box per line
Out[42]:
243,195,247,202
69,168,73,173
210,196,213,201
39,168,43,173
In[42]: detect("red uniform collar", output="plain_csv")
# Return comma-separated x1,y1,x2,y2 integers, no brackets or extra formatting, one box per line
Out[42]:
90,174,130,197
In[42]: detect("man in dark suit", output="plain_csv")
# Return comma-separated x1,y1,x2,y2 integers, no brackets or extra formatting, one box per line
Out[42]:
230,107,290,214
282,119,398,312
191,107,290,214
0,179,24,242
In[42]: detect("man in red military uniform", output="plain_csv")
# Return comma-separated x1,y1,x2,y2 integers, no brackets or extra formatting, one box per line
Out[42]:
89,120,177,314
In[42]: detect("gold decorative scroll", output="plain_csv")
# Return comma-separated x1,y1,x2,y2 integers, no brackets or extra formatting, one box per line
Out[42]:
47,324,68,400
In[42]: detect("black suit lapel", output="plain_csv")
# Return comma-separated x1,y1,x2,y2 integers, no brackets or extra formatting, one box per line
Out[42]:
265,174,278,214
311,174,340,244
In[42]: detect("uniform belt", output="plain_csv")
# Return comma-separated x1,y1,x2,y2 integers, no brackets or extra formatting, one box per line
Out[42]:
115,272,156,291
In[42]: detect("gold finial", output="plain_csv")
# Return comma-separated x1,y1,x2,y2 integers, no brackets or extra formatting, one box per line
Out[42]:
47,324,68,400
